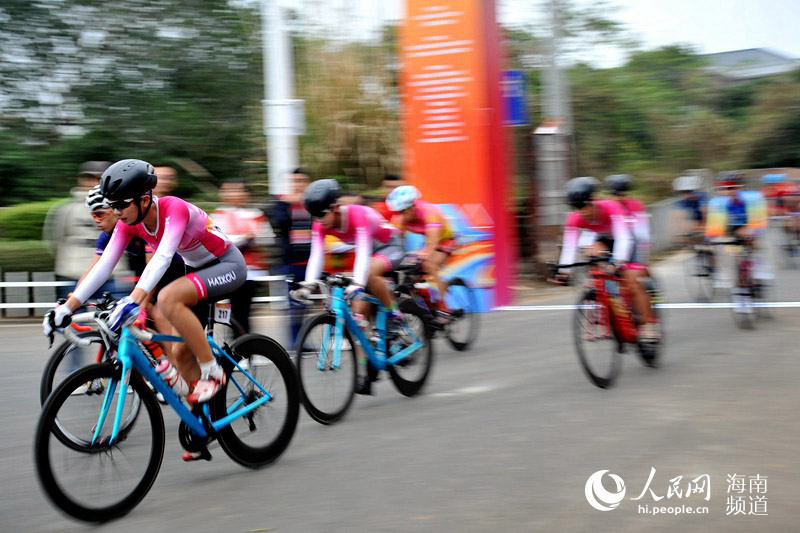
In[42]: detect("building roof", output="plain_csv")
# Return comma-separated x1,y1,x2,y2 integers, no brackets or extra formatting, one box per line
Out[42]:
701,48,799,81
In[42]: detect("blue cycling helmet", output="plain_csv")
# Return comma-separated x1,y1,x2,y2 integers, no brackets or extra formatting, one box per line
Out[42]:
761,174,786,185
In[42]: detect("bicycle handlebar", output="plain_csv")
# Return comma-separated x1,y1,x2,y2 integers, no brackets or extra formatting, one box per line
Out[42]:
548,255,614,270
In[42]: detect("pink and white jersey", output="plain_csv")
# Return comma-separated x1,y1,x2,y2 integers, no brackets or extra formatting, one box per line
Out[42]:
558,199,632,267
305,204,399,286
615,197,651,246
73,196,231,303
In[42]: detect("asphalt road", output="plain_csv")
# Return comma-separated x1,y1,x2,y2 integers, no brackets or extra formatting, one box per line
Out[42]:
2,241,799,532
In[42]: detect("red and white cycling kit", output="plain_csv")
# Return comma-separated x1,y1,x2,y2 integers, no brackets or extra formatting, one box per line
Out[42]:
614,197,651,261
305,204,402,286
73,196,243,303
391,201,456,253
558,199,633,268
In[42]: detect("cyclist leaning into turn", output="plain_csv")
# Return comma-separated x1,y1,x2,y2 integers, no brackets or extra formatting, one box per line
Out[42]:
386,185,457,324
555,177,660,343
294,178,405,395
43,159,246,404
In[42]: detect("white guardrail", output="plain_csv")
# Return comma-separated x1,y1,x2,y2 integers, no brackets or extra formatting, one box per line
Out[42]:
0,275,297,314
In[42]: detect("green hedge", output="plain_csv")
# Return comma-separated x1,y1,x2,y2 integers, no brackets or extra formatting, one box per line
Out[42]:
0,240,54,272
0,199,63,241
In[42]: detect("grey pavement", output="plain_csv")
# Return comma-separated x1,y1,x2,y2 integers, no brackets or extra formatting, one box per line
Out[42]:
1,236,799,532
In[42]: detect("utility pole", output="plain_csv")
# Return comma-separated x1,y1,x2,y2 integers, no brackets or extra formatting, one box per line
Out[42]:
536,0,573,226
262,0,304,196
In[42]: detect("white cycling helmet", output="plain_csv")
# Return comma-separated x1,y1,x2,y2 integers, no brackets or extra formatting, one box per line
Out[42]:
84,184,110,211
673,175,703,192
386,185,421,212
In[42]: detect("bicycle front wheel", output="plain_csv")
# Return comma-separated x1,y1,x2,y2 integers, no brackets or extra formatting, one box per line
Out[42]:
573,289,621,388
40,330,109,405
294,312,357,424
212,334,299,468
388,299,435,397
683,249,714,302
35,363,165,522
443,277,479,351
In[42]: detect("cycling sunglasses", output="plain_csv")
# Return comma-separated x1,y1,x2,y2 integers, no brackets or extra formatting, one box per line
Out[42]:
108,198,136,211
91,209,113,221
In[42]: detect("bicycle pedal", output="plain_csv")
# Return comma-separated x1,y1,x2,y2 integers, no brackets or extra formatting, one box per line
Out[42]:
182,448,212,462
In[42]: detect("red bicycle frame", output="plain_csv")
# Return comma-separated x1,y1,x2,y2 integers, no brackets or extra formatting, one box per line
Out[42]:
586,265,639,344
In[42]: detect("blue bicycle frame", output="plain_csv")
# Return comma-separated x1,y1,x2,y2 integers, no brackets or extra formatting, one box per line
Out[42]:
318,286,424,373
92,326,272,446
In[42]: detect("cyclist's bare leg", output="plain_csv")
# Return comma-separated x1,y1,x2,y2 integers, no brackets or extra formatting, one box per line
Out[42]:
157,277,212,384
622,268,654,323
422,251,450,312
352,257,395,317
145,300,173,359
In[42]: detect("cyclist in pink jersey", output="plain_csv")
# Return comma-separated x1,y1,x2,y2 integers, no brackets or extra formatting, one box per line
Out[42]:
604,174,652,265
386,185,456,322
297,179,405,395
556,177,659,342
43,160,247,407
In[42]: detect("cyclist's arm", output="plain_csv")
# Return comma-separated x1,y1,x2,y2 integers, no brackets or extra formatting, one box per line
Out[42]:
610,214,633,263
421,212,444,256
132,202,189,303
351,224,372,287
68,224,132,309
558,214,581,270
633,211,651,243
304,223,326,283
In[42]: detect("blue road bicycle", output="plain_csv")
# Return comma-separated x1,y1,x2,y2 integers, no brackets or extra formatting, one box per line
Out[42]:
34,310,299,522
294,273,434,425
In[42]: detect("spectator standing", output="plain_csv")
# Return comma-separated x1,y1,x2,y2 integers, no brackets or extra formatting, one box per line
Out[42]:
372,174,407,221
45,161,111,297
212,179,274,332
268,168,312,347
153,164,178,197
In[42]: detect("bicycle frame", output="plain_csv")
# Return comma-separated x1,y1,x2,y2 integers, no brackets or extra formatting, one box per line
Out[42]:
322,286,424,372
587,266,639,344
91,326,272,446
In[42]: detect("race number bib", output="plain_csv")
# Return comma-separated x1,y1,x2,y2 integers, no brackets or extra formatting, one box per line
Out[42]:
214,302,232,325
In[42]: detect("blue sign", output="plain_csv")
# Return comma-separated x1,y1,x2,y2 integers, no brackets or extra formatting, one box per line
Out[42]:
503,70,528,126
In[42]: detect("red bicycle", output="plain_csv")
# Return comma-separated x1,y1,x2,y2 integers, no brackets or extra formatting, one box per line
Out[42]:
549,256,664,388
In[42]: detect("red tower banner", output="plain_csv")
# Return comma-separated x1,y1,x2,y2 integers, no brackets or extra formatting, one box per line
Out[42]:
399,0,516,306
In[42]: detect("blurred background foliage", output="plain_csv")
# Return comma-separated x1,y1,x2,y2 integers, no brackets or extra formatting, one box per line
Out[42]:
1,0,799,214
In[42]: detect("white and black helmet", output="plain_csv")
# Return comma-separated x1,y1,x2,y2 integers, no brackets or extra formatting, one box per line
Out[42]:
84,185,109,211
386,185,421,212
673,175,704,192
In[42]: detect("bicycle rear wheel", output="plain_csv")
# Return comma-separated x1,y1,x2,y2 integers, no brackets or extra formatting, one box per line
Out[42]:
294,312,357,424
637,278,665,368
212,334,299,468
35,363,164,522
443,277,479,351
388,299,434,396
573,289,621,388
212,317,246,352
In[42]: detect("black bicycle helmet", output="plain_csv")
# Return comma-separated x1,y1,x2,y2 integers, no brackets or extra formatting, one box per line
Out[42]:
566,176,599,209
100,159,158,201
604,174,632,196
303,178,341,217
100,159,158,225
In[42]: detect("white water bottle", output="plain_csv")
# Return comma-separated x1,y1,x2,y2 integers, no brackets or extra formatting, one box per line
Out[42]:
155,360,189,397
